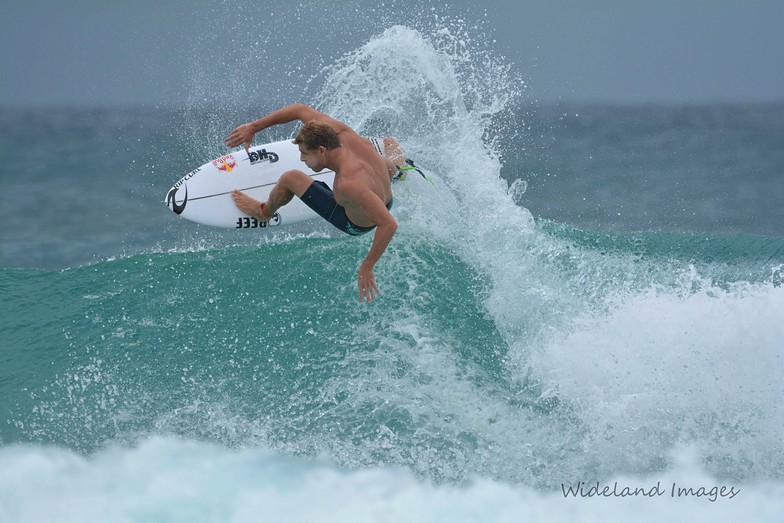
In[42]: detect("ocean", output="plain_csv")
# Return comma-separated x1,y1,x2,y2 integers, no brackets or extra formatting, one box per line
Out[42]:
2,21,783,523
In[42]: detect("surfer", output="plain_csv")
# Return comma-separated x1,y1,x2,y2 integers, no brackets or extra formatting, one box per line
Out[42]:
225,104,399,303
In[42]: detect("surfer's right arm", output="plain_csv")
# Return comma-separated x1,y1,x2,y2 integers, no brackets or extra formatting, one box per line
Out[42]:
224,104,350,153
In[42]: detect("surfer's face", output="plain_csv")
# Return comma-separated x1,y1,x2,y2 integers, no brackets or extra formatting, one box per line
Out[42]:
299,145,327,172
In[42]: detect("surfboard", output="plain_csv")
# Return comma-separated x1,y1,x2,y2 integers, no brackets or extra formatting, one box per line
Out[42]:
165,138,359,229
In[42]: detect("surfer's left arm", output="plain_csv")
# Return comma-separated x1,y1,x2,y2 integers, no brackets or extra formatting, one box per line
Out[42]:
344,185,398,302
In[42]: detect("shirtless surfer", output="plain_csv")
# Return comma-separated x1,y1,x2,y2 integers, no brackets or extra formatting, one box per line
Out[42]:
225,104,400,303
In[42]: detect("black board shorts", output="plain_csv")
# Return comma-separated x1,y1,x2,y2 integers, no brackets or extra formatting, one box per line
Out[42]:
301,180,393,236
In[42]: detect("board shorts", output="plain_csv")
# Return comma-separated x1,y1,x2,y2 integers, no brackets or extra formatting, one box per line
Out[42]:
301,180,393,236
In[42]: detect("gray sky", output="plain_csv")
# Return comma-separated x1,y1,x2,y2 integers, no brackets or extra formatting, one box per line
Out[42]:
2,0,783,107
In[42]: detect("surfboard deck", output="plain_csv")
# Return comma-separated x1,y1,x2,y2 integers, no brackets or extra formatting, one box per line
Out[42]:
165,139,342,229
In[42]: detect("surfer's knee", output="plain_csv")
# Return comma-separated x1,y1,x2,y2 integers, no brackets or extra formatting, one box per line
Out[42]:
280,169,314,196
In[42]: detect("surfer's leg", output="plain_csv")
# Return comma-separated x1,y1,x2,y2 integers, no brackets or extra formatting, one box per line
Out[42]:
232,169,313,221
266,169,313,215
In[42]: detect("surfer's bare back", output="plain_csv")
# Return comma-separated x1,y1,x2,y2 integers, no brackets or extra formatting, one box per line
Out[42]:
225,104,398,303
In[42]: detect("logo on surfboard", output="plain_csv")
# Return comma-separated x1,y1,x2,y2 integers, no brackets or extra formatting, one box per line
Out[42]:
235,213,281,229
212,155,237,172
166,184,187,215
247,148,279,165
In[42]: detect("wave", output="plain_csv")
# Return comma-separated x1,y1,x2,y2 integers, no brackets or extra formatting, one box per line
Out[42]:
2,222,782,484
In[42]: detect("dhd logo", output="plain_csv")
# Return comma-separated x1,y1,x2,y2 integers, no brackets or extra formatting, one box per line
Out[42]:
248,149,279,165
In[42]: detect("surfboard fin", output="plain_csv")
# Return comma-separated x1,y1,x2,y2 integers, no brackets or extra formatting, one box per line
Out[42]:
394,159,434,185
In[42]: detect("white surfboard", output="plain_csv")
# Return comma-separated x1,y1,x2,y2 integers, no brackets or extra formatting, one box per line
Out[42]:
165,138,354,229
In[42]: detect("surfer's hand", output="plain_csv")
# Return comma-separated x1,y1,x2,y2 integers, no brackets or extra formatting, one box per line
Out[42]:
358,261,380,302
224,123,256,154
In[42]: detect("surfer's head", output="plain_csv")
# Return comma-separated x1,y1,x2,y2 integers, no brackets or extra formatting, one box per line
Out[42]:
295,121,340,172
294,121,341,151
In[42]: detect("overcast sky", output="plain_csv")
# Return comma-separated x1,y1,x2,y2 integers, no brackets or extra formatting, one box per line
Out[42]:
2,0,783,107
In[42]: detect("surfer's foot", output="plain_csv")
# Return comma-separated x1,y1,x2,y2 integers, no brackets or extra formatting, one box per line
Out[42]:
232,189,272,221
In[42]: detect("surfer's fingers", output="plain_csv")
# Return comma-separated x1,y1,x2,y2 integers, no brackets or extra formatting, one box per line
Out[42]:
366,279,380,302
359,280,371,302
224,127,247,147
